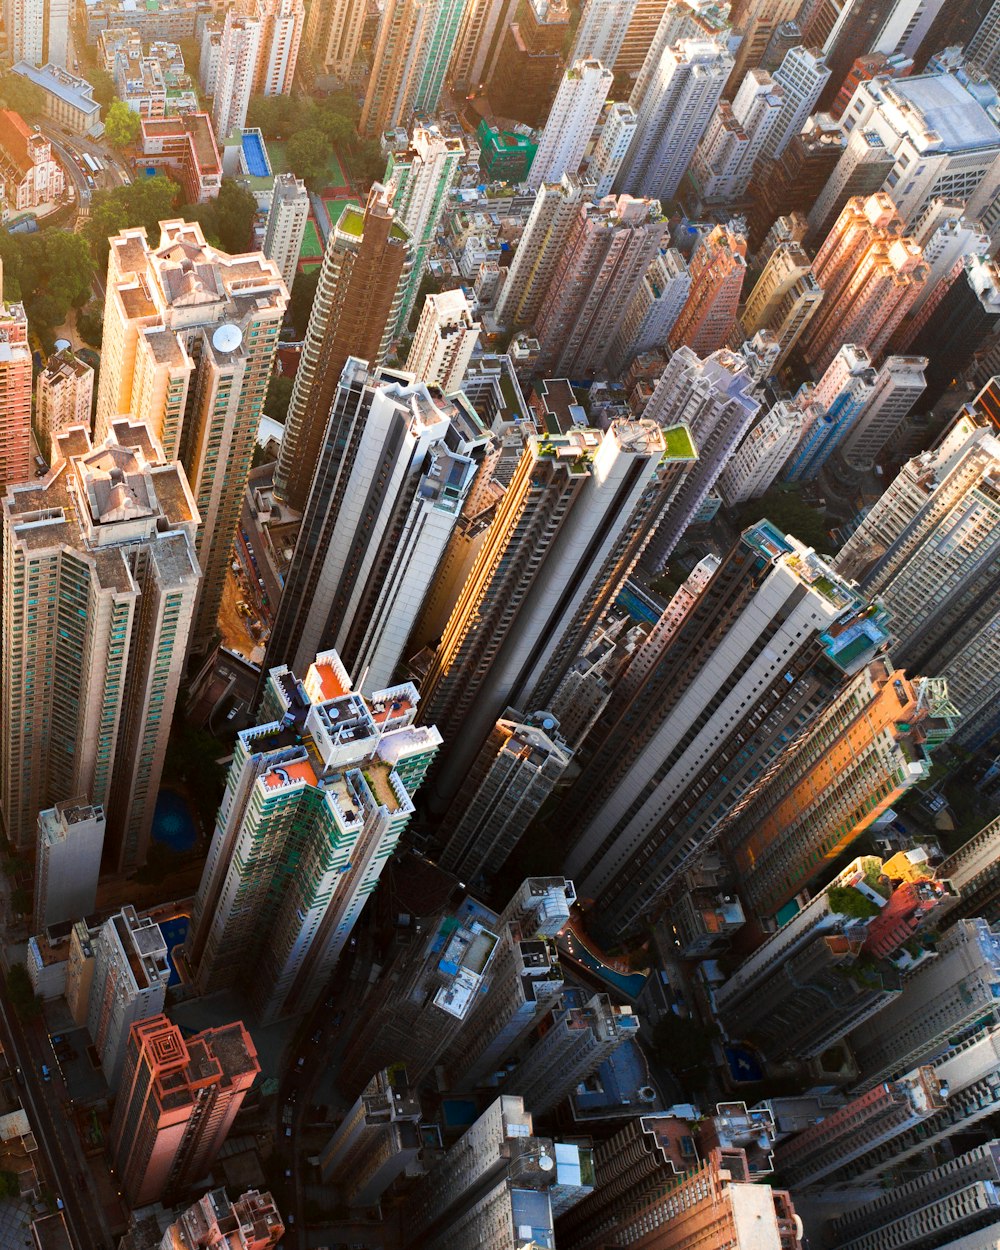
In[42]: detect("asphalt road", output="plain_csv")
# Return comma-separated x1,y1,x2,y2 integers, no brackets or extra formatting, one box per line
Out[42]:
0,979,113,1249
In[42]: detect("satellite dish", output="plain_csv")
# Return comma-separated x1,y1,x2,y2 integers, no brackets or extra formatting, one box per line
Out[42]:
213,324,243,353
538,1154,554,1171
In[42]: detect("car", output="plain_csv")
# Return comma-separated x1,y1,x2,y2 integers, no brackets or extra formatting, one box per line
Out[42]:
51,1035,63,1044
331,1012,343,1029
284,1168,292,1179
226,707,239,720
288,1089,298,1103
349,937,357,951
41,1064,51,1082
284,1125,292,1137
311,1029,322,1043
287,1214,295,1226
296,1056,305,1068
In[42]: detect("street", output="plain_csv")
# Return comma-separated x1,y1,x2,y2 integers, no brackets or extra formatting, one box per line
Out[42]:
0,977,113,1249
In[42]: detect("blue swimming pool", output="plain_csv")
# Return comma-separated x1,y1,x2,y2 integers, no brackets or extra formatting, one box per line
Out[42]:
242,131,271,178
159,916,190,986
558,931,648,999
151,789,198,852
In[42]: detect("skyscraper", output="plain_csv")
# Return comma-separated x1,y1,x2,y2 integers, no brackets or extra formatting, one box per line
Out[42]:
641,348,759,568
906,254,1000,405
783,343,876,480
262,172,308,292
111,1015,259,1206
34,349,94,463
402,1095,568,1250
535,194,668,377
249,0,303,95
406,289,481,390
87,906,171,1089
718,401,808,503
718,929,901,1061
739,242,824,366
3,0,68,66
838,353,928,470
437,709,573,881
32,799,105,933
669,222,748,355
274,186,410,512
95,220,287,656
800,193,928,372
726,0,803,85
589,101,638,196
494,174,593,330
563,522,893,942
570,0,639,64
728,661,957,917
559,1142,802,1250
386,123,464,334
528,58,614,189
839,72,1000,231
758,45,831,161
449,0,517,92
161,1189,283,1249
187,649,441,1022
263,360,488,692
617,37,733,201
302,0,364,85
447,877,574,1089
1,421,200,866
360,0,467,136
691,68,783,204
319,1067,422,1205
340,892,501,1091
805,125,897,247
503,988,639,1115
488,0,572,128
211,10,261,139
746,113,844,250
609,248,691,373
828,1141,1000,1250
835,413,1000,746
418,419,696,807
0,276,31,493
848,919,1000,1086
412,0,469,113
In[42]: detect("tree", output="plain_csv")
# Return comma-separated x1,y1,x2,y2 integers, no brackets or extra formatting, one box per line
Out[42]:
828,885,881,919
77,302,104,347
652,1013,715,1072
0,72,46,116
266,371,294,423
182,178,257,253
5,962,41,1021
350,138,388,188
287,128,330,186
736,486,832,555
86,175,178,265
89,69,116,117
0,230,95,337
289,267,319,338
104,98,141,150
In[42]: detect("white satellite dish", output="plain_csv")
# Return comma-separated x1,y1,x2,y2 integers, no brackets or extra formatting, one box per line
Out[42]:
212,324,243,353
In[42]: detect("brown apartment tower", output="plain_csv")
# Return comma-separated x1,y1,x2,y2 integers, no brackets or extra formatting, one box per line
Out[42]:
111,1015,259,1206
274,184,411,512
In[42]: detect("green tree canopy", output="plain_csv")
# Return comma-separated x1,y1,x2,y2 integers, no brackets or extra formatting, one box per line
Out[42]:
287,128,330,186
0,230,95,337
104,98,141,149
89,68,116,117
736,486,833,555
266,371,294,423
181,177,257,253
289,267,319,338
5,962,41,1021
0,72,46,116
86,175,178,266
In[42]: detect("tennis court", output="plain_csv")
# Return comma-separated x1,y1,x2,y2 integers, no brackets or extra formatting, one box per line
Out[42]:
300,219,323,259
324,197,356,227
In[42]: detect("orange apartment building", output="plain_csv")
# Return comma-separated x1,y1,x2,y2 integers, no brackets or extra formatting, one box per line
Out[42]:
111,1015,259,1206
